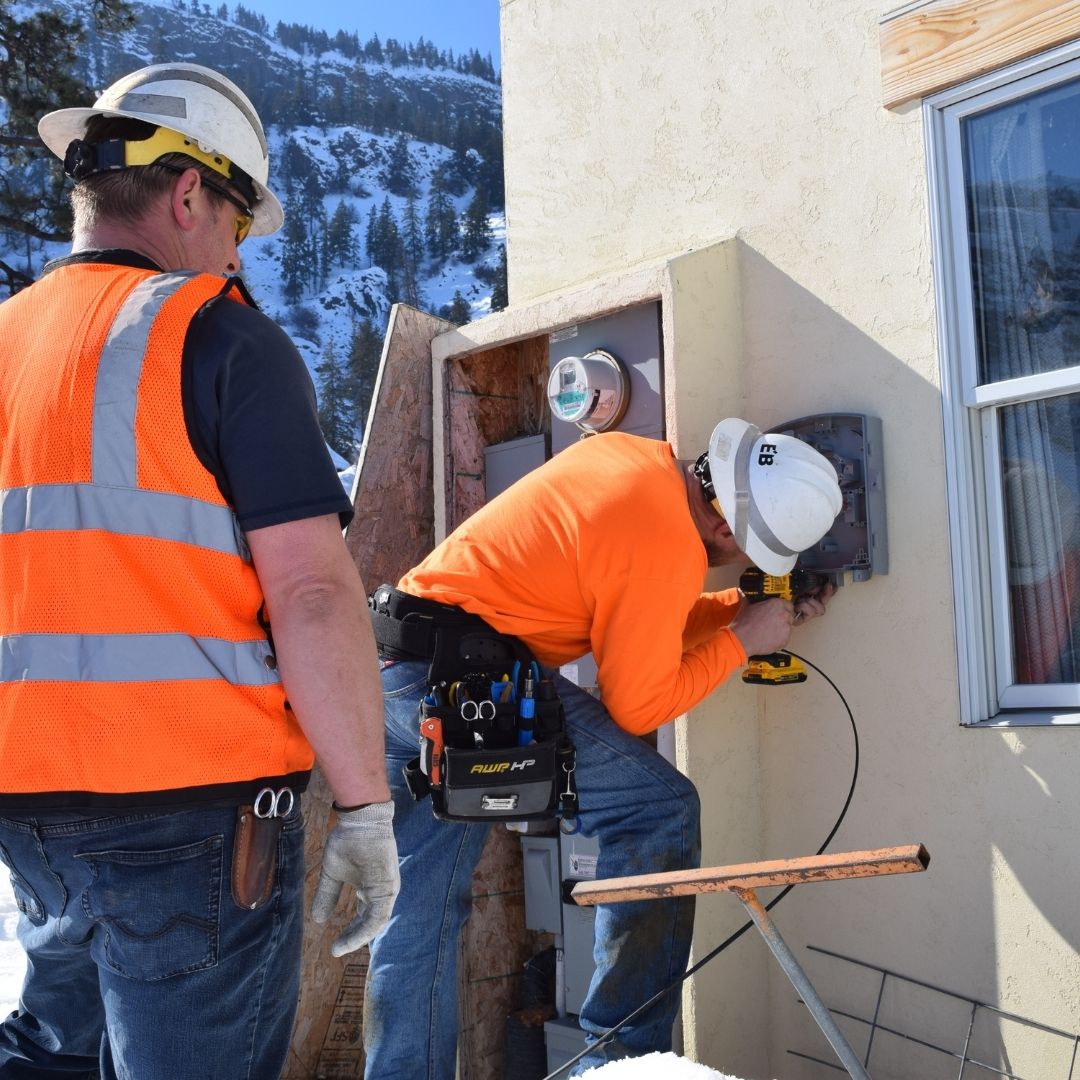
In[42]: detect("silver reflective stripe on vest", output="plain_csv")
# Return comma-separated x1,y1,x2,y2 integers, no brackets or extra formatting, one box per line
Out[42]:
0,484,246,556
732,427,797,563
0,271,268,694
0,634,280,686
93,271,200,487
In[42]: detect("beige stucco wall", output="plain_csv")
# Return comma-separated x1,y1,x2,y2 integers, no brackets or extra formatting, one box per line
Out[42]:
489,1,1080,1078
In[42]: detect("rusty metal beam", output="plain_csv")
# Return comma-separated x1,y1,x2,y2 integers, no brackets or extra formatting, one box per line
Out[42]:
570,844,930,906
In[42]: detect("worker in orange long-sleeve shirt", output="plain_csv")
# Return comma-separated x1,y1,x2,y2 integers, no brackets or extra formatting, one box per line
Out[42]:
364,418,842,1078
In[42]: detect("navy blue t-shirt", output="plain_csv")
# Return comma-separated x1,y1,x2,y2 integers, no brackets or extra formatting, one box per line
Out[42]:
44,250,354,533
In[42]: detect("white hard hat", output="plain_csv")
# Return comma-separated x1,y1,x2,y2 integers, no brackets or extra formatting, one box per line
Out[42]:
706,417,843,576
38,63,283,236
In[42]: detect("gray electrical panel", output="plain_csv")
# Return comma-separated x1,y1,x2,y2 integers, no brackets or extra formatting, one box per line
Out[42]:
484,432,549,503
548,302,664,456
559,832,600,1015
521,830,600,1018
778,413,887,582
521,835,562,935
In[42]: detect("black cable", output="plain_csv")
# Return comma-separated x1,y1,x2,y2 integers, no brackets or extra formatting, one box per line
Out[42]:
541,651,859,1080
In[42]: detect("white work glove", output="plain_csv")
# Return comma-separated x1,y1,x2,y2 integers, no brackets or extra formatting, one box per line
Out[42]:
311,800,400,957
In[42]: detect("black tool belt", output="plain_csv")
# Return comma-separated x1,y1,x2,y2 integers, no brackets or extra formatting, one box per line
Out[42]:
369,585,578,824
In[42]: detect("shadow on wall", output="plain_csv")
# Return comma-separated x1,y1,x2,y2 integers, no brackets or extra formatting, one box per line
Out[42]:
689,243,1080,1079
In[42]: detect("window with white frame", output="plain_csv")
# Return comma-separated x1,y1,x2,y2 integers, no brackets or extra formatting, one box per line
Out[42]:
930,49,1080,724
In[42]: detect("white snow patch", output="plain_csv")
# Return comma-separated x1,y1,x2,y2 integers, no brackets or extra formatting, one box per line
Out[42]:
579,1053,752,1079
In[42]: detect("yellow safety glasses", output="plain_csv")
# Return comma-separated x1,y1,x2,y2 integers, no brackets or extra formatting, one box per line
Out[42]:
197,171,254,244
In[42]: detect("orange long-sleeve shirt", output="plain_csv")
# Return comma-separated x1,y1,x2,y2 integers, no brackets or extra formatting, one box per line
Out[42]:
399,433,746,735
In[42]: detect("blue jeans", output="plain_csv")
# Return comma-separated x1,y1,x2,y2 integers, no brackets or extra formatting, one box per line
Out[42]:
0,801,305,1079
364,660,701,1079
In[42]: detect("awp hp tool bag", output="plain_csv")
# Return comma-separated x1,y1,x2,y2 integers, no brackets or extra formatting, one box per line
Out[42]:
369,585,578,824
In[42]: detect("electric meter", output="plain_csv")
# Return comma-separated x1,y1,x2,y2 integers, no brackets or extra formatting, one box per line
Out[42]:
546,349,630,433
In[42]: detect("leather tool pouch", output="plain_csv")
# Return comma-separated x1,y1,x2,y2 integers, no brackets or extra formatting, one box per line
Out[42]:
231,806,281,910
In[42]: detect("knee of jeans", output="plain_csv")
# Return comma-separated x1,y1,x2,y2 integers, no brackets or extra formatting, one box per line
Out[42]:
656,771,699,830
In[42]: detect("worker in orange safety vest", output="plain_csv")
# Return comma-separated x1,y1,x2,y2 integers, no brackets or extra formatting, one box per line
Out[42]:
0,63,398,1079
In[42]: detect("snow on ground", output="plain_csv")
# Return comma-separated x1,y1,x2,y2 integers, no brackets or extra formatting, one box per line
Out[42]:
579,1053,749,1078
0,873,24,1015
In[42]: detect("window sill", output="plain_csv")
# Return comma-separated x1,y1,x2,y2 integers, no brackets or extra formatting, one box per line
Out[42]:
967,711,1080,728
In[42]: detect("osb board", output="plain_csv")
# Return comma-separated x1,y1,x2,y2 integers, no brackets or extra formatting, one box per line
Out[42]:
446,336,549,532
445,333,551,1080
286,305,450,1080
458,826,536,1080
880,0,1080,109
346,304,453,588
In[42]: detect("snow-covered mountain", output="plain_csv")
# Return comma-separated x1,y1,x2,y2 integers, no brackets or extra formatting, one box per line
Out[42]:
4,0,504,458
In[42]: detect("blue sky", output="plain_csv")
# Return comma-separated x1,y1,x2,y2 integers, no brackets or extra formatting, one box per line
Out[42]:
245,0,501,67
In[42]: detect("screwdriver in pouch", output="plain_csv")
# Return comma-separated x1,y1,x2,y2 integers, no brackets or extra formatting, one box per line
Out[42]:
517,673,535,745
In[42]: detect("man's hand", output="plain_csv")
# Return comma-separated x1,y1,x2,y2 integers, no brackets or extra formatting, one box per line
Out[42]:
311,801,400,957
792,581,836,625
731,582,837,656
730,597,795,656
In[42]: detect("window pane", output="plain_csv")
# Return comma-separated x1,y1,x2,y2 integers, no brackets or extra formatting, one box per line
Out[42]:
964,77,1080,385
1000,394,1080,683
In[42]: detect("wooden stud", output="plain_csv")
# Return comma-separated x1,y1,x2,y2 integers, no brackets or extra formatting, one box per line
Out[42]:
571,844,931,906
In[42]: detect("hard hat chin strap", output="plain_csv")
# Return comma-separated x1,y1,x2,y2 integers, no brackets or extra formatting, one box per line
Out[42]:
732,427,797,562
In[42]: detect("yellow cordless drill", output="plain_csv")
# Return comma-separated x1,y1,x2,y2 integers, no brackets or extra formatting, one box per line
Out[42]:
739,567,828,685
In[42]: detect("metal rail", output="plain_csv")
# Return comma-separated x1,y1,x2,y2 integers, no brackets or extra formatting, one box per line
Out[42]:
789,945,1080,1080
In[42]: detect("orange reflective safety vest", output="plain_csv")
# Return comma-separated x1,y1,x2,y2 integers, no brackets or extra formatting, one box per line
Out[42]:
0,262,314,804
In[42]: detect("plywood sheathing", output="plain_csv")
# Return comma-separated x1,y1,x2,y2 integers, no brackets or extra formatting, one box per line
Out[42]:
286,305,451,1079
345,305,453,586
444,333,552,1080
445,336,549,533
458,828,539,1080
880,0,1080,110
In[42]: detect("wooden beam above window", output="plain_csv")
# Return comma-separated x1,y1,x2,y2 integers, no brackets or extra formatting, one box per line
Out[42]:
880,0,1080,110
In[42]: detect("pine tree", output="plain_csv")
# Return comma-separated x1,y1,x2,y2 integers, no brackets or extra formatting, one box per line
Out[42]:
424,175,457,263
280,208,309,303
383,132,415,197
0,0,135,293
366,196,403,295
461,189,491,261
280,181,328,300
363,34,384,63
491,245,508,311
442,290,470,325
326,201,359,269
400,194,425,306
316,339,355,457
365,205,379,267
345,317,386,439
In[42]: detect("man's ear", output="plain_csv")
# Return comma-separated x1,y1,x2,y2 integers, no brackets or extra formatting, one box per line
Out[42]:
170,167,202,234
717,517,733,537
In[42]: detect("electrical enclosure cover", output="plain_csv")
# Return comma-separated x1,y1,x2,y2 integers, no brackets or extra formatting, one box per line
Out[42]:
777,413,887,582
